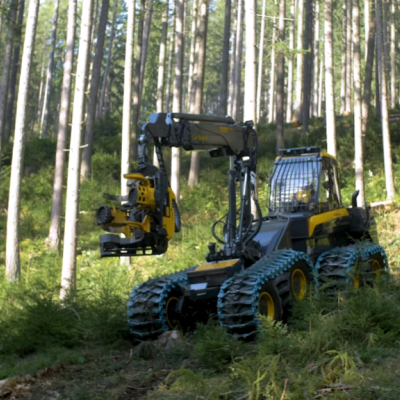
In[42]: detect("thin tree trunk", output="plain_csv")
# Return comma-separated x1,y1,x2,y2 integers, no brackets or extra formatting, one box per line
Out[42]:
339,0,347,114
165,10,175,112
294,0,304,122
47,0,77,249
256,0,266,123
86,0,99,96
318,58,323,116
4,0,25,145
99,0,119,119
6,0,39,281
231,0,243,121
375,0,395,199
302,0,313,133
0,0,18,150
40,0,60,138
375,39,381,118
286,0,295,122
361,5,375,146
268,18,276,123
390,0,395,108
61,0,93,297
171,0,184,202
139,0,153,102
345,0,352,113
312,0,319,116
365,0,369,61
219,0,231,115
80,0,110,180
353,0,364,206
187,0,198,111
383,0,390,97
228,0,237,116
325,0,337,157
276,0,285,151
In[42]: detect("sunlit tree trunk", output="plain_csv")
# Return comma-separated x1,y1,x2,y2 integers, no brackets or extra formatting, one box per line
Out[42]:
375,0,395,199
345,0,352,113
171,0,184,202
139,0,153,102
165,10,175,112
318,58,323,116
375,39,381,118
4,0,25,145
219,0,231,115
383,0,390,97
365,0,369,61
188,0,209,187
40,0,60,138
231,0,243,121
6,0,39,281
276,0,285,151
312,0,319,116
61,0,93,297
99,0,119,119
294,0,304,122
390,0,395,108
302,0,313,133
339,0,347,115
256,0,266,124
80,0,110,180
187,0,197,110
228,0,237,116
47,0,77,250
325,0,336,157
286,0,295,122
268,17,276,123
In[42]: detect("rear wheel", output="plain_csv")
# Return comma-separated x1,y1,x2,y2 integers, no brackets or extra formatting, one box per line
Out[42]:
257,281,283,321
289,261,312,301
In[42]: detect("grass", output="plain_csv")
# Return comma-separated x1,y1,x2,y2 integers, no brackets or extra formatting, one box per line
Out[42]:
0,115,399,398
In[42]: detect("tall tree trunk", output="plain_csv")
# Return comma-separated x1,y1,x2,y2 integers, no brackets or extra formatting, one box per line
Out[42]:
98,0,119,119
375,0,395,199
353,0,364,205
318,57,323,116
256,0,266,123
244,0,256,124
375,40,381,118
276,0,285,151
390,0,395,108
361,5,375,146
383,0,390,98
268,18,276,123
294,0,304,122
0,0,18,151
40,0,60,138
365,0,369,61
80,0,110,180
47,0,77,250
231,0,243,121
302,0,313,133
219,0,231,115
339,0,347,114
325,0,337,157
130,0,145,161
171,0,184,202
187,0,198,110
228,0,237,116
139,0,153,102
5,0,39,281
188,0,209,187
312,0,319,116
286,0,295,122
4,0,25,145
345,0,352,113
165,10,175,112
61,0,93,297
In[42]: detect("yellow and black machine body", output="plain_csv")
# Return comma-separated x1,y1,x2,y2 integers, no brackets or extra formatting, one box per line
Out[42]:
96,113,388,340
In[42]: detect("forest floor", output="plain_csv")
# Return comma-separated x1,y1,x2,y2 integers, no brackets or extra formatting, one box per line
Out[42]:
1,116,400,399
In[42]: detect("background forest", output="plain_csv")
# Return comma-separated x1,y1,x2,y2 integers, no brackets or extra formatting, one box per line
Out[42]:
0,0,400,398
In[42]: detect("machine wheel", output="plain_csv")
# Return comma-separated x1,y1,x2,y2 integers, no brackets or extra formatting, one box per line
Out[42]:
257,281,283,321
362,252,386,285
289,261,312,301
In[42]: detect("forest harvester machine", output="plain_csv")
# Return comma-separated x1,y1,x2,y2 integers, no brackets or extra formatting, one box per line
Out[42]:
96,113,388,340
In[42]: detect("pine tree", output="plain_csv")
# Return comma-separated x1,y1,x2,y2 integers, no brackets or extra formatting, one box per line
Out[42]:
219,0,231,115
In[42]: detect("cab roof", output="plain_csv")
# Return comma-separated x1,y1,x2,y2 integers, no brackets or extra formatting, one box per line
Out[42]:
277,147,337,162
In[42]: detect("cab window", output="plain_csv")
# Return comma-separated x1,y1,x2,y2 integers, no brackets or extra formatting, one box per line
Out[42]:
318,161,341,212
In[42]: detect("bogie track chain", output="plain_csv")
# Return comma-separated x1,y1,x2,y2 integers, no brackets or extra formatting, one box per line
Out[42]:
314,244,388,291
217,249,313,338
127,267,196,341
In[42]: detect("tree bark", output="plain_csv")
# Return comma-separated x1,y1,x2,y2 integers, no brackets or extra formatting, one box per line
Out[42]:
361,4,375,147
276,0,285,151
61,0,93,297
325,0,337,157
228,0,237,116
312,0,319,117
345,0,352,113
47,0,77,250
353,0,364,206
4,0,25,145
165,9,175,112
286,0,295,122
390,0,395,108
171,0,184,202
302,0,313,133
80,0,110,180
98,0,119,119
187,0,198,110
375,39,381,118
339,0,347,115
0,0,18,152
219,0,231,115
139,0,153,101
375,0,395,199
365,0,369,61
231,0,243,121
294,0,304,122
6,0,39,281
40,0,60,138
383,0,390,98
268,18,276,123
318,58,323,116
256,0,266,123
